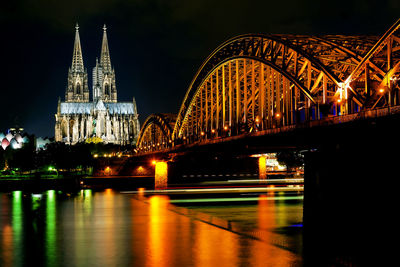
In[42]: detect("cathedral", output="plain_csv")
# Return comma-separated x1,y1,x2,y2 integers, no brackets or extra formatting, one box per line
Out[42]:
55,24,140,145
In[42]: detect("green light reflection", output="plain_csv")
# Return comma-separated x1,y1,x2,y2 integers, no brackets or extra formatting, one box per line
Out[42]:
12,191,23,266
46,190,57,266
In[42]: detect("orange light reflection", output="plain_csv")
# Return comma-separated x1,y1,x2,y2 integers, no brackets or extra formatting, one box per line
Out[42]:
147,196,172,267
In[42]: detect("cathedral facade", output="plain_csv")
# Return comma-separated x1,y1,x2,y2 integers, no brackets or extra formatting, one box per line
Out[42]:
55,25,140,145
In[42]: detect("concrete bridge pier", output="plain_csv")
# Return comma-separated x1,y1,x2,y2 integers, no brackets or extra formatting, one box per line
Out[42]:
303,136,400,265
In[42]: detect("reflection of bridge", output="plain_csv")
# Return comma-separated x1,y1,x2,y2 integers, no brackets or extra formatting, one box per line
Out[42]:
137,19,400,152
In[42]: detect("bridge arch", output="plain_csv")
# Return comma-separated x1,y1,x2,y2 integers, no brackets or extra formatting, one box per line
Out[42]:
172,27,400,141
172,34,372,140
137,113,176,152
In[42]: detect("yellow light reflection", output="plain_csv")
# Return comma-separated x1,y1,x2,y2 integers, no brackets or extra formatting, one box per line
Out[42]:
154,162,168,190
250,193,300,266
193,216,238,267
147,195,172,267
104,188,115,264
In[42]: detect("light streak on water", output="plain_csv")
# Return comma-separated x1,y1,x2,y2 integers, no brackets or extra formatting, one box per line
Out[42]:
168,195,303,204
121,186,304,195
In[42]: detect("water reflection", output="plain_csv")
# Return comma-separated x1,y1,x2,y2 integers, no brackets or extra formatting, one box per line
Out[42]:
0,190,302,267
147,195,171,267
46,190,56,266
12,191,23,267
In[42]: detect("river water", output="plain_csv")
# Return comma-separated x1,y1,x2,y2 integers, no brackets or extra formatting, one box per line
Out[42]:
0,189,304,267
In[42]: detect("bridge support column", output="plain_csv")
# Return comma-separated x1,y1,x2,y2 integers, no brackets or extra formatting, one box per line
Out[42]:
155,161,168,189
303,129,400,265
258,156,267,179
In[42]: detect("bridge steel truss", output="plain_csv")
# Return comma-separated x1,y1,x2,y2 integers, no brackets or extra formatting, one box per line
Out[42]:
136,113,176,152
138,19,400,151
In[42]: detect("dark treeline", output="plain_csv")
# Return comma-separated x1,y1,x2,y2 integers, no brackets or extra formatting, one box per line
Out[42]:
0,136,134,175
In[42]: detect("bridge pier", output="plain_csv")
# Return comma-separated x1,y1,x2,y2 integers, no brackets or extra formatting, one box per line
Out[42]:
303,119,400,265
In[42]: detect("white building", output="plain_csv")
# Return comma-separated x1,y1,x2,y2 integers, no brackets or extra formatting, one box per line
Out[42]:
55,24,140,145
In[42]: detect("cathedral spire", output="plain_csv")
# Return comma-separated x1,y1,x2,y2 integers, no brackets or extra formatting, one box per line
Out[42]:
66,23,89,102
71,23,84,72
100,24,112,72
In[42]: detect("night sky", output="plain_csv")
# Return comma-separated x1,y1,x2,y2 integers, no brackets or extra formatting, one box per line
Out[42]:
1,0,399,137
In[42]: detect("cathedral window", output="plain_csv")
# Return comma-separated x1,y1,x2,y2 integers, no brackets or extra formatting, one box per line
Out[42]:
76,83,81,94
105,84,110,96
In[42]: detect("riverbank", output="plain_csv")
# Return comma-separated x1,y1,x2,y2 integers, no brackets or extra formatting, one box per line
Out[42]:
0,177,82,192
0,175,155,192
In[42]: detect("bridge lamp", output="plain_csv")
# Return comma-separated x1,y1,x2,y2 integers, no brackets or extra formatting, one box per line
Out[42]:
275,113,281,119
378,87,385,94
211,129,216,134
224,125,229,131
169,140,172,143
183,136,187,140
200,131,205,136
152,160,157,165
337,98,342,103
255,117,260,123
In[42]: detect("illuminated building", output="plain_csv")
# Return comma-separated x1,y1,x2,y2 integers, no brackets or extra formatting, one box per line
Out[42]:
55,24,140,145
0,129,28,150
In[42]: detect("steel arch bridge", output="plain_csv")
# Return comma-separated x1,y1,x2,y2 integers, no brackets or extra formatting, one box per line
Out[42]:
137,113,177,152
137,19,400,152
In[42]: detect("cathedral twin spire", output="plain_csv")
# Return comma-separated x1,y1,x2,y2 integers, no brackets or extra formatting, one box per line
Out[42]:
100,25,112,72
66,24,117,103
71,24,84,73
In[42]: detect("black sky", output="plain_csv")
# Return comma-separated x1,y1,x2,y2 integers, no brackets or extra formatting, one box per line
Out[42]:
0,0,399,137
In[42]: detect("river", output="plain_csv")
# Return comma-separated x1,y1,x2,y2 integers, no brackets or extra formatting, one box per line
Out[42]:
0,189,304,267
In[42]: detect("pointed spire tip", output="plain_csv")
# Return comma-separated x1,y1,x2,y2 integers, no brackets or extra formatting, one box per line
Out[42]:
75,23,79,31
103,24,107,31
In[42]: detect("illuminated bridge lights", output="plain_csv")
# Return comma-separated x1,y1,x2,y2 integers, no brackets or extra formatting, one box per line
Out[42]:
136,19,400,152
